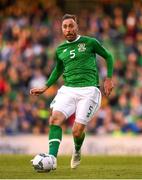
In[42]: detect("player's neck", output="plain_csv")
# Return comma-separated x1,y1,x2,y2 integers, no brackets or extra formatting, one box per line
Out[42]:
66,35,81,43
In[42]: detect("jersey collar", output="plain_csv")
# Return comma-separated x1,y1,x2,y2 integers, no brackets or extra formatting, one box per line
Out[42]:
66,35,81,43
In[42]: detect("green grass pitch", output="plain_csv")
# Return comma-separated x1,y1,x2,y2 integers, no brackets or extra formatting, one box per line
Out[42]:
0,155,142,179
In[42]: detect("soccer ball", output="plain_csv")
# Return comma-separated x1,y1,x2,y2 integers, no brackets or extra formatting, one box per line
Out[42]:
31,153,56,172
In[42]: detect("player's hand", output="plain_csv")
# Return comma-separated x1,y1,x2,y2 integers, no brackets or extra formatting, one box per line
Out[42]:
103,77,114,97
30,86,48,96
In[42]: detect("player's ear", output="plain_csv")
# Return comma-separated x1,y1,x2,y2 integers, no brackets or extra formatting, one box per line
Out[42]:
76,23,79,32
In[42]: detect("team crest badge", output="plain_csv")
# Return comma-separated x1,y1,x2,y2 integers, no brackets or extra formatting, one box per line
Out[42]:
78,43,86,52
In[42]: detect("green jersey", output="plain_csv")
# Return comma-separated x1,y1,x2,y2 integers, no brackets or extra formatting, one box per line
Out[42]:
46,35,113,87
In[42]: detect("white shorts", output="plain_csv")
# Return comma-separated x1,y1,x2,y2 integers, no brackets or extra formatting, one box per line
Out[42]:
50,86,102,125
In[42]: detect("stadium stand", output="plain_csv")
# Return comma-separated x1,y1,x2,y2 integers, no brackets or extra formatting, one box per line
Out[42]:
0,0,142,135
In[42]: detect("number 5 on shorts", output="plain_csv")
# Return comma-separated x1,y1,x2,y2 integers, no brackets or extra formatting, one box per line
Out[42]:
86,105,93,118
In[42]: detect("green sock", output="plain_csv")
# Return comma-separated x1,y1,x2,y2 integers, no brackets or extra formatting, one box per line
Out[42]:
49,125,62,157
73,132,85,152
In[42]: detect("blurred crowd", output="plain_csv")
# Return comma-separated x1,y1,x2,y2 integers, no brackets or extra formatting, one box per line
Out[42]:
0,0,142,136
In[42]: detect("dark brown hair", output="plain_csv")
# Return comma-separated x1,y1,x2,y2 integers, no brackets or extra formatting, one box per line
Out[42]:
62,14,77,23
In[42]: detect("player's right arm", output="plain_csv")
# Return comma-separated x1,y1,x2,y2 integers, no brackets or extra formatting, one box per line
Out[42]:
30,51,64,96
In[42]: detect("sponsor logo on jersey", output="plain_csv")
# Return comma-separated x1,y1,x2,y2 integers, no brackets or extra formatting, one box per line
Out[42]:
78,43,86,52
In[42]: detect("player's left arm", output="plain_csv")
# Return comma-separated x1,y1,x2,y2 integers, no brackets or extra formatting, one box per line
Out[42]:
93,39,114,96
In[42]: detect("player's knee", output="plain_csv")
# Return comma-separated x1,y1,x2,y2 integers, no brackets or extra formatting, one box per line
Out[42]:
49,115,61,125
72,129,82,138
49,111,65,125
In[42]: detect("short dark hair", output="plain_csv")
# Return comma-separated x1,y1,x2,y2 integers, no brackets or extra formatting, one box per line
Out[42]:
62,14,77,23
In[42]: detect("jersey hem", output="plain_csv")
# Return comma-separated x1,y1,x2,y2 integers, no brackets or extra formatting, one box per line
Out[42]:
64,83,100,88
